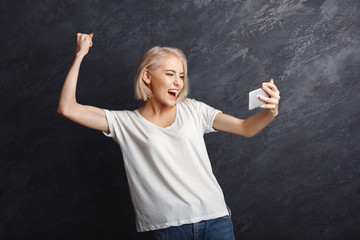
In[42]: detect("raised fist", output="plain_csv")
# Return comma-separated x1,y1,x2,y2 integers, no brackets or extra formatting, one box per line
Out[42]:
75,33,93,57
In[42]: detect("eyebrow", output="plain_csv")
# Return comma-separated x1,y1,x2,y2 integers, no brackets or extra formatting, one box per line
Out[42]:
166,69,184,74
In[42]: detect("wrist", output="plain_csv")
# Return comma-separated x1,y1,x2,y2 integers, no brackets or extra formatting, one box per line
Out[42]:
74,53,85,59
264,109,278,118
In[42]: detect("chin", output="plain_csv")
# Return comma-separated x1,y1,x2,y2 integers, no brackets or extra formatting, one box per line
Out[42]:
163,96,177,106
166,100,176,107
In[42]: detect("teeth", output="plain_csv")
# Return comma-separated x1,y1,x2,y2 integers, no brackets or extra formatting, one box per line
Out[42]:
168,90,178,93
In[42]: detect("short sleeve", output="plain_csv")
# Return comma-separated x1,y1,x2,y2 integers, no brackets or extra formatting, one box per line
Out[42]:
102,109,116,139
193,100,222,134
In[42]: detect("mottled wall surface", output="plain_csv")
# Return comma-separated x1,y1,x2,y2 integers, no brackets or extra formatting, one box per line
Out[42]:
1,0,360,239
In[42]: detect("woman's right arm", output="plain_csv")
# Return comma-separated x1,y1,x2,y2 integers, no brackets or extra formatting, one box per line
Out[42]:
57,33,110,133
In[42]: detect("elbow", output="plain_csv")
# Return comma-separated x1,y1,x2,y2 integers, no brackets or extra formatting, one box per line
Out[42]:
57,105,71,117
57,96,79,116
241,130,257,138
56,108,65,116
57,105,64,116
57,104,67,116
243,133,253,138
235,131,252,138
57,102,78,117
244,133,256,138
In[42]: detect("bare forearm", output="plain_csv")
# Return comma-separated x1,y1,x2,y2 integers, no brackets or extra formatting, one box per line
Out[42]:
55,33,109,132
57,54,84,114
213,80,280,137
243,110,276,137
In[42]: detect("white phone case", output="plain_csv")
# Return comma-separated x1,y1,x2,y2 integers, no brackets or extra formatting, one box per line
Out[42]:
249,88,269,110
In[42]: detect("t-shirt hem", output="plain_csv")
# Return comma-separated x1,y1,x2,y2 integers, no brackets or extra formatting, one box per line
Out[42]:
136,210,229,232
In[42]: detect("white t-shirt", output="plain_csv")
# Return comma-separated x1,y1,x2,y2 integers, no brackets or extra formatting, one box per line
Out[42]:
102,98,228,232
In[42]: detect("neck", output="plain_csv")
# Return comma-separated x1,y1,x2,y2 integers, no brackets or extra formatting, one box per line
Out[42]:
139,98,176,117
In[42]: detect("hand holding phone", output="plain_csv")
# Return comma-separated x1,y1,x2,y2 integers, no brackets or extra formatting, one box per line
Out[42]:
248,79,281,117
248,87,270,110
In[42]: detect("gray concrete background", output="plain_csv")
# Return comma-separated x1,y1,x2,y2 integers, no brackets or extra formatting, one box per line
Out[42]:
1,0,359,239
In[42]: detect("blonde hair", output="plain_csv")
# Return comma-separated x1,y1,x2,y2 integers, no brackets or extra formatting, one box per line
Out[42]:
134,46,189,102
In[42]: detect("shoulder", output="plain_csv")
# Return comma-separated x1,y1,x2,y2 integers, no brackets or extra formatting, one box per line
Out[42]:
180,98,216,111
178,98,203,109
103,109,138,120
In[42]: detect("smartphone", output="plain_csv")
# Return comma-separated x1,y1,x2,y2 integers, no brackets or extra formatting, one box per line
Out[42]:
249,88,269,110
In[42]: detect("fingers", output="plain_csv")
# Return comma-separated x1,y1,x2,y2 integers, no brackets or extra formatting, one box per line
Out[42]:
74,33,94,57
268,80,279,93
75,32,93,37
88,33,93,47
259,78,280,116
262,81,279,94
259,104,276,109
262,79,280,99
75,32,94,41
258,95,278,104
75,32,94,47
258,96,279,116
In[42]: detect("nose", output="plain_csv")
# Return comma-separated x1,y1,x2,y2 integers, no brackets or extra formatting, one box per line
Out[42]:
174,76,180,86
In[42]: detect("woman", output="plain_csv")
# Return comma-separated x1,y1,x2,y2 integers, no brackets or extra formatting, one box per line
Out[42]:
57,33,280,240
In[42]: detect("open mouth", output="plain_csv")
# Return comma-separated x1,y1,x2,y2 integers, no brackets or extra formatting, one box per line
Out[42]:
168,89,178,98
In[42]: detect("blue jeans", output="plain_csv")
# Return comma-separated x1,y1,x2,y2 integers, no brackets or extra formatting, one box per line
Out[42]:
138,205,235,240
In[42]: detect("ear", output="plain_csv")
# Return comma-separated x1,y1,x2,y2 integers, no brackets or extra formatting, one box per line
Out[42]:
142,69,151,85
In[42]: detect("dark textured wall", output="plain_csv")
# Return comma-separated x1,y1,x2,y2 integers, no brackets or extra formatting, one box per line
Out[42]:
1,0,360,239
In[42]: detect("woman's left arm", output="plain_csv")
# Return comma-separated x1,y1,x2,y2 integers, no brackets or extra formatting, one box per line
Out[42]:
213,79,280,137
